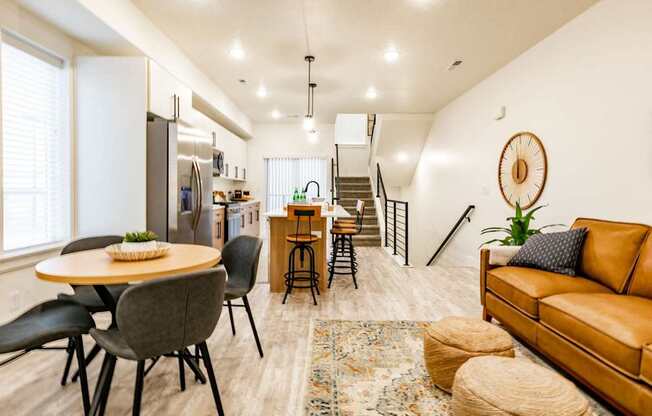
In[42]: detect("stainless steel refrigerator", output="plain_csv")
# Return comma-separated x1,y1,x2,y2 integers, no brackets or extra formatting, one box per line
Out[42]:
146,114,213,246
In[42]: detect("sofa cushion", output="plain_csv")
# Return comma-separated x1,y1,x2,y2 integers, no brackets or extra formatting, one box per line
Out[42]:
628,234,652,299
540,293,652,378
572,218,648,293
642,345,652,387
507,228,587,276
487,266,612,318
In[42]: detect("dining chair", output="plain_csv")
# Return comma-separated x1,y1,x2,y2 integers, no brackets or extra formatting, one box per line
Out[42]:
57,235,127,385
0,299,94,415
89,268,227,416
222,235,264,357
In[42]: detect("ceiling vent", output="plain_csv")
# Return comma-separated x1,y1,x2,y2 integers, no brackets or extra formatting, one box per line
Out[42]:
447,60,463,71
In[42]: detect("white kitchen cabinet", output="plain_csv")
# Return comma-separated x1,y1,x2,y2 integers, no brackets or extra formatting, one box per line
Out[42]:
148,59,192,122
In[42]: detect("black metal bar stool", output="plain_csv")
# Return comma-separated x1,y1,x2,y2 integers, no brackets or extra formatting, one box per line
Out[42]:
283,204,321,305
329,200,365,289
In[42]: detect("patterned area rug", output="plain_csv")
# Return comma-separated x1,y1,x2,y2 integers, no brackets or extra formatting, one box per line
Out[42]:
304,320,612,416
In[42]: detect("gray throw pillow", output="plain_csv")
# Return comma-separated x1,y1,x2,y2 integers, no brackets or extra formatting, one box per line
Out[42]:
507,228,587,276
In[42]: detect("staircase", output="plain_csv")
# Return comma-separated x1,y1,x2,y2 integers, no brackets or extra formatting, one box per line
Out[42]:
337,177,382,246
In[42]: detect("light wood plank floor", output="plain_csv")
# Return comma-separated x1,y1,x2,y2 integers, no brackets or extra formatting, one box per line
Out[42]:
0,247,516,414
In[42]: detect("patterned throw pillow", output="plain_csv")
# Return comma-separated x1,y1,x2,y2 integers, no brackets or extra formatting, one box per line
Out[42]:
507,228,588,276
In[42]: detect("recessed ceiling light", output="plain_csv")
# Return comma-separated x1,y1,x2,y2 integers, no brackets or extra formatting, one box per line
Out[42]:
229,45,245,60
256,85,268,98
238,79,247,84
366,87,378,100
271,109,281,119
447,59,463,71
396,151,409,162
384,47,399,63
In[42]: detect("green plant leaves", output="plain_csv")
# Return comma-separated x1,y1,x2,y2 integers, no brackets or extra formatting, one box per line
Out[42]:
124,231,158,243
480,202,564,247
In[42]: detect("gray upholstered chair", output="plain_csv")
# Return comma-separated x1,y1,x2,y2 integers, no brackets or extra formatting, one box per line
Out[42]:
57,235,127,385
222,235,264,357
89,268,227,416
0,299,94,414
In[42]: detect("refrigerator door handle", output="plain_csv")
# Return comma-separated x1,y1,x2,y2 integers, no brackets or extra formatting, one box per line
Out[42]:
194,158,204,231
190,158,200,231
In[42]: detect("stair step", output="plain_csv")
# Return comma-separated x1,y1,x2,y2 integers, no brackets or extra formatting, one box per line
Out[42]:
339,197,375,204
339,190,373,199
337,177,370,184
352,234,382,247
338,183,372,191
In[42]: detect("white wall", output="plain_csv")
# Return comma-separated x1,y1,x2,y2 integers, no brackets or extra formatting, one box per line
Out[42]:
0,0,95,323
403,0,652,267
247,123,335,216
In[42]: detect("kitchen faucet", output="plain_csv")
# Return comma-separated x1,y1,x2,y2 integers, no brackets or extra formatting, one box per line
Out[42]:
303,180,320,197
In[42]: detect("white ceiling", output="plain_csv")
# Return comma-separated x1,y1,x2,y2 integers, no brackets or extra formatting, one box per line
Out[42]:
130,0,597,124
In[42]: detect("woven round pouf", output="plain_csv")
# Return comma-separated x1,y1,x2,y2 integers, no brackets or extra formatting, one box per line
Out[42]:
452,356,591,416
423,317,514,392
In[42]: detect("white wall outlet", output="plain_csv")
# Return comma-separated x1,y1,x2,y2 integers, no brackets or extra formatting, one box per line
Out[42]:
9,290,21,312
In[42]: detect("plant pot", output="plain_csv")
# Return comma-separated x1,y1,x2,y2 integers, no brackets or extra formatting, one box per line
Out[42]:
121,241,158,252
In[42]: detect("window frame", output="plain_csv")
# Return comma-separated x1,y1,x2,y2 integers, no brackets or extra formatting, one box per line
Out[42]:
0,29,74,261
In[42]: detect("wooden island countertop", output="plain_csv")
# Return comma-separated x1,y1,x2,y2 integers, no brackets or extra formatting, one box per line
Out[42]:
264,204,351,293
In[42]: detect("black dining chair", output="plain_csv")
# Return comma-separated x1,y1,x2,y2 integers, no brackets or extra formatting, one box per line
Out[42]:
57,235,127,385
89,268,227,416
222,235,264,358
0,299,94,415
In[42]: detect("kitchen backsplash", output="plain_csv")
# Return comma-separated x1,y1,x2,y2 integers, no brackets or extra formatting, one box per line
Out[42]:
213,176,245,193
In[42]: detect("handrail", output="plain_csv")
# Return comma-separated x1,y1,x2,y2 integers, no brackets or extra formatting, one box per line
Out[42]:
331,144,341,205
368,114,377,145
426,205,476,266
376,163,409,266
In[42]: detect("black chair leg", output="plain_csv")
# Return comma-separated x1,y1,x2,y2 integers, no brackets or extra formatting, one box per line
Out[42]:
61,337,75,386
307,246,317,306
90,353,110,416
282,247,296,304
198,342,225,416
133,361,145,416
73,335,91,416
194,344,202,382
243,295,264,358
72,343,101,383
98,355,116,416
182,348,207,384
227,300,236,336
349,237,358,289
308,245,320,296
328,237,339,288
177,351,186,391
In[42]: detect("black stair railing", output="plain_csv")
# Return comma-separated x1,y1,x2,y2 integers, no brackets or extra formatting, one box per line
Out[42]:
376,163,409,266
426,205,475,266
330,144,340,204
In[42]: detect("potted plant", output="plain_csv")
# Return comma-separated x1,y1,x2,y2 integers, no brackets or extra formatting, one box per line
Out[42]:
481,203,562,246
122,231,159,252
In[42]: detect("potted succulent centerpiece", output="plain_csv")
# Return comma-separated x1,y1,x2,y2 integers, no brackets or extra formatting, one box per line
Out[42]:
122,231,159,252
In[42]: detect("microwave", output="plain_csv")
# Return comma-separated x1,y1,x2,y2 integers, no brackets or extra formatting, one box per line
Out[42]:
213,150,224,177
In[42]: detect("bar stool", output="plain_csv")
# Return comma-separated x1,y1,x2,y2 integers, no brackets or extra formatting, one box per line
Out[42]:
329,200,365,289
283,204,321,305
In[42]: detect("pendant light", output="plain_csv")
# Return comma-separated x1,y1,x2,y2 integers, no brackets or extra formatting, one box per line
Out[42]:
303,55,317,131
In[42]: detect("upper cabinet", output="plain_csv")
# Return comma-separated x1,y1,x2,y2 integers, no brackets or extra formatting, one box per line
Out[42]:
148,60,192,123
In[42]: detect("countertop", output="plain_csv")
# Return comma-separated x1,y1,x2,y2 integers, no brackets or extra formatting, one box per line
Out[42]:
264,204,351,218
213,200,260,209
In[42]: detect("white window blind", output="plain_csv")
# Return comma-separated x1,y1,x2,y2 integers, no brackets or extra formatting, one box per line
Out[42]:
265,157,327,212
1,32,70,252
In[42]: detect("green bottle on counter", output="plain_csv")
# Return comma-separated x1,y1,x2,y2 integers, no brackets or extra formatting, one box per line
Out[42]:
292,188,299,202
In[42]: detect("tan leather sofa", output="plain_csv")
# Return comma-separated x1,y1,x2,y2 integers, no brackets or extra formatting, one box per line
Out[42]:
480,218,652,415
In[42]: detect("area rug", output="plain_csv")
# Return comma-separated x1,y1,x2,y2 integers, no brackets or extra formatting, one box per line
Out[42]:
304,320,612,416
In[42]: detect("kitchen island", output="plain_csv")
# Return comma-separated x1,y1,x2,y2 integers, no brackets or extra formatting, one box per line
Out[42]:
264,204,351,293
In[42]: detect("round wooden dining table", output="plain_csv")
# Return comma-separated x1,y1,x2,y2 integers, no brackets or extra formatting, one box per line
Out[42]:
35,243,221,321
35,243,221,415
